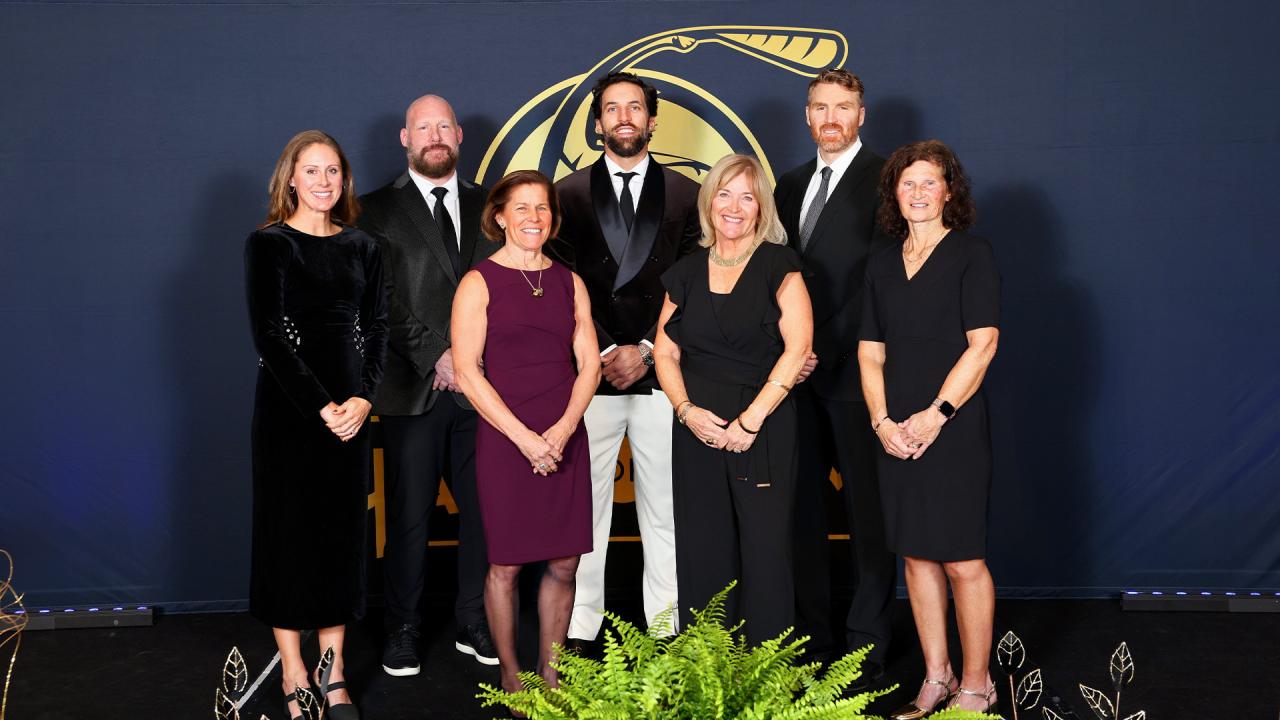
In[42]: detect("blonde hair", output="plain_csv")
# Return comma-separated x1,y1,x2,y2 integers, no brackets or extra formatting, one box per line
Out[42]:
696,154,786,248
261,130,359,228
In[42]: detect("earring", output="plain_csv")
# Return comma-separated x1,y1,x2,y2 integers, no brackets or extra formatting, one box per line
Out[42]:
498,222,506,229
289,186,296,194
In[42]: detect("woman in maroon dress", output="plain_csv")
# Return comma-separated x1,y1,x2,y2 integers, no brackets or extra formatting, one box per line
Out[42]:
452,170,600,697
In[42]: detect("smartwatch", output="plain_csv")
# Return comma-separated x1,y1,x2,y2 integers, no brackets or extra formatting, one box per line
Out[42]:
931,398,956,420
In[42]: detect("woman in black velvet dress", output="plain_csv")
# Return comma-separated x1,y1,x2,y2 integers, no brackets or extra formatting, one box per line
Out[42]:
245,130,387,720
858,140,1000,717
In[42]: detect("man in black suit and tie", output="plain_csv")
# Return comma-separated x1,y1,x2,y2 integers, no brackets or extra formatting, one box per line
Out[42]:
357,94,500,676
549,72,700,651
773,68,895,681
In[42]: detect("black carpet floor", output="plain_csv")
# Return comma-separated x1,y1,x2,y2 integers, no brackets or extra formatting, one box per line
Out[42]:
7,589,1279,719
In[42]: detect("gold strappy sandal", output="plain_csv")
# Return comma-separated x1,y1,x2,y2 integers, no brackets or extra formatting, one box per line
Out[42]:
949,683,998,713
888,673,957,720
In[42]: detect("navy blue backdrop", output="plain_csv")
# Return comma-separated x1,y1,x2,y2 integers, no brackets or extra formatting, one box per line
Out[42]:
3,1,1277,610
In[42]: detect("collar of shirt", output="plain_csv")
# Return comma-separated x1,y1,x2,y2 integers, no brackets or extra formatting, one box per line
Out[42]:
800,138,862,223
602,153,650,212
408,168,461,244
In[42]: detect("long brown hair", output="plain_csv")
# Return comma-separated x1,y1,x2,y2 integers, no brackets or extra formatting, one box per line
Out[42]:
481,170,561,242
876,139,975,239
260,130,359,228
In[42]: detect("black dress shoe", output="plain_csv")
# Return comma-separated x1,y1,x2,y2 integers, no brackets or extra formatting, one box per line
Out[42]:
844,660,886,695
456,622,499,666
564,637,601,660
381,624,421,677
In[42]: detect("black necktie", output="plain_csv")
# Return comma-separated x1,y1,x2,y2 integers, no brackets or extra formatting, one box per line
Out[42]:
616,171,637,232
799,166,832,252
431,186,461,277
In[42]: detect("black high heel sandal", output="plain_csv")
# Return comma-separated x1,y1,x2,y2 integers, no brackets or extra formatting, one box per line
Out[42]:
315,647,360,720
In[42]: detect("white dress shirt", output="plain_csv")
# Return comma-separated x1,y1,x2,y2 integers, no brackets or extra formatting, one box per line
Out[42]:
798,138,863,226
602,153,650,213
408,168,461,247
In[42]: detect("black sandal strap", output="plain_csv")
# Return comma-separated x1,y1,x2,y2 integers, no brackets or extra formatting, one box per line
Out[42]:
324,680,347,692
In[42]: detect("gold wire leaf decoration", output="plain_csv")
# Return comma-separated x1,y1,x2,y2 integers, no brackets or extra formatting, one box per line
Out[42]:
1122,712,1147,720
1016,667,1043,709
1,549,29,720
1109,641,1135,689
1042,708,1066,720
317,645,334,684
996,630,1026,673
222,646,247,698
294,685,322,720
1079,683,1116,719
214,687,238,720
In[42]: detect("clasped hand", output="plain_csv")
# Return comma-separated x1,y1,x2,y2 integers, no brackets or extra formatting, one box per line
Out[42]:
601,345,648,391
517,421,572,476
320,397,373,442
876,407,945,460
686,407,729,449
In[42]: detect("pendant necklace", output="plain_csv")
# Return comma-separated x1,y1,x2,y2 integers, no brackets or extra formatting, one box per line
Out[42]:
710,238,762,267
506,246,545,297
903,229,951,264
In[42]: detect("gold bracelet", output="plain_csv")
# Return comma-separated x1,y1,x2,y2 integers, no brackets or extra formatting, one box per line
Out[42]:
767,379,793,392
677,402,695,425
872,415,890,431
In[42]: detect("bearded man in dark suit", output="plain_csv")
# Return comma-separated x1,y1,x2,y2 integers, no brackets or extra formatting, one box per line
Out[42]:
548,72,700,653
773,68,895,682
357,94,500,676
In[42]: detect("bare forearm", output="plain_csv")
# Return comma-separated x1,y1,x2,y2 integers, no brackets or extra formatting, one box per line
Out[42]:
655,355,688,407
741,346,808,426
558,364,600,428
457,367,530,441
858,344,890,425
936,344,996,409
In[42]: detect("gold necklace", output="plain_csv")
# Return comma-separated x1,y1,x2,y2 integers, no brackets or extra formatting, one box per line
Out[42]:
903,229,951,263
710,239,761,267
505,247,545,297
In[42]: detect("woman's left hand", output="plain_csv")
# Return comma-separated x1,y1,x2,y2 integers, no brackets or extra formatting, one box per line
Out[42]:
328,397,373,442
899,407,945,459
722,419,759,454
541,420,576,460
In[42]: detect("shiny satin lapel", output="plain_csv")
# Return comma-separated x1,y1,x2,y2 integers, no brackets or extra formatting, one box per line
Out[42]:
392,174,458,285
803,152,876,255
457,180,483,270
589,158,630,268
614,163,665,290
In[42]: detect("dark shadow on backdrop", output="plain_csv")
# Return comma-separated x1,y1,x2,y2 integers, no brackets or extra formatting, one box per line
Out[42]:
164,170,262,610
977,184,1101,654
868,96,923,155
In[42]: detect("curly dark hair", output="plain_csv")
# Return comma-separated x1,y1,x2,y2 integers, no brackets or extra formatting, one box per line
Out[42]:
590,71,659,119
876,139,976,239
481,170,562,242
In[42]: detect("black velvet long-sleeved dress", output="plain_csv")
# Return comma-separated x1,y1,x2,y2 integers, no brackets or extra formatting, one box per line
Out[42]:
245,222,388,629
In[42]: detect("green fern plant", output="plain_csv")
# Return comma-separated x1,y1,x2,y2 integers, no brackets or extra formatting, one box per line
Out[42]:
477,581,996,720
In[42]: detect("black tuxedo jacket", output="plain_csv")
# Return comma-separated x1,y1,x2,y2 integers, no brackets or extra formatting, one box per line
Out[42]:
357,173,498,415
775,148,888,400
550,157,700,396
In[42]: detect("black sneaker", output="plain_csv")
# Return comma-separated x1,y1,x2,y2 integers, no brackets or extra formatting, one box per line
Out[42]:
382,624,421,676
455,623,499,665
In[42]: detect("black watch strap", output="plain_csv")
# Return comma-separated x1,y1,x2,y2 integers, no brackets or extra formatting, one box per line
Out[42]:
931,398,956,419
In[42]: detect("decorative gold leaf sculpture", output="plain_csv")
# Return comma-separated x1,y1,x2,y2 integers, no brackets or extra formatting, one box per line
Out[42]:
222,647,248,699
0,549,28,720
214,687,238,720
294,684,322,720
1121,712,1147,720
1109,641,1135,690
1016,667,1043,709
1042,708,1066,720
317,645,335,688
1079,683,1116,719
997,630,1026,673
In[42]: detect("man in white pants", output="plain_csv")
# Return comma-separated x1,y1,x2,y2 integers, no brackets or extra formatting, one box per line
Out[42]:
549,71,701,650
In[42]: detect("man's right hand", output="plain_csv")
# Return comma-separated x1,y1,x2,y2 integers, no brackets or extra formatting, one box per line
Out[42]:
433,348,460,392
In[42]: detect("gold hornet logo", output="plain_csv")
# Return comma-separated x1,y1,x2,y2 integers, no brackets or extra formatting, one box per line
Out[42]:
476,26,849,186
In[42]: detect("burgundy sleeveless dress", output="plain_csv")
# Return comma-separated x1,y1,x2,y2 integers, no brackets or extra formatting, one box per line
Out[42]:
473,258,592,565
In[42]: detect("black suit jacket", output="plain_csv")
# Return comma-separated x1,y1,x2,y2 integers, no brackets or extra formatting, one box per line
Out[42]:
357,173,498,415
775,148,888,400
549,157,700,395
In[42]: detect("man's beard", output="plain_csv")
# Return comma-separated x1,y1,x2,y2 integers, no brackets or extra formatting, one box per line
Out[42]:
409,144,458,179
603,125,650,158
811,123,856,154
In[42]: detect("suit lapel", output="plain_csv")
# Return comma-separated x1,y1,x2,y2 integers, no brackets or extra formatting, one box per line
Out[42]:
783,159,817,252
589,158,631,268
803,151,877,255
457,179,484,269
614,163,665,290
392,173,458,285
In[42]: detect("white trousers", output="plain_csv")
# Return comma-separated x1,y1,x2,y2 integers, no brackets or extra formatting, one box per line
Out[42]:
569,390,679,639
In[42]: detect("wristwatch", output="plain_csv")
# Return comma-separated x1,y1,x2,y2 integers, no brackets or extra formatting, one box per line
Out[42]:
637,343,655,367
931,398,956,420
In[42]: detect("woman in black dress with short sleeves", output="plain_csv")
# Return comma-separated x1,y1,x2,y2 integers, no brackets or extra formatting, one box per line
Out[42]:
246,131,387,720
654,155,813,643
858,141,1000,717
